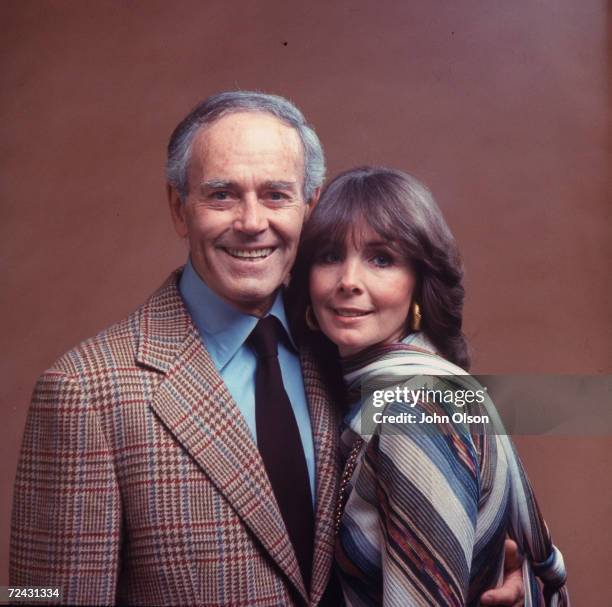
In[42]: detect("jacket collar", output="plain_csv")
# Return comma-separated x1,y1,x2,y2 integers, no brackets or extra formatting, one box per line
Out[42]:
178,258,296,370
136,270,339,604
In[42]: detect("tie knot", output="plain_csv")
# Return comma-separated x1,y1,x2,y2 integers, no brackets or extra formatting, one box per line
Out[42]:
248,316,284,358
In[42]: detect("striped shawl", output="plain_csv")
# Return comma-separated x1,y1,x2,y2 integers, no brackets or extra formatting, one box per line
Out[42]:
335,337,569,607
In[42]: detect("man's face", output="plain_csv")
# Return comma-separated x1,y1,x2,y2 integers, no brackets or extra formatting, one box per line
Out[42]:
169,112,316,317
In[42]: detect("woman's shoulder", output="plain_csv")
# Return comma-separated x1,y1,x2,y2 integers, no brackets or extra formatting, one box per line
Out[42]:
401,331,437,353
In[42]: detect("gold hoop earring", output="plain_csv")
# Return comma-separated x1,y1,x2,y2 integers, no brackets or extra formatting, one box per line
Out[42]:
410,302,422,331
305,305,320,331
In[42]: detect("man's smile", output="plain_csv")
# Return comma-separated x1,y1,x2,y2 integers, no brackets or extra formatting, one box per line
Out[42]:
221,246,277,261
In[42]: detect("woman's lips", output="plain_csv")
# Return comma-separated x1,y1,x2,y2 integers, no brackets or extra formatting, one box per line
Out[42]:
331,307,373,319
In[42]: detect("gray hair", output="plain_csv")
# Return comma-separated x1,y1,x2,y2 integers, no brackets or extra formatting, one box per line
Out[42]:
166,91,326,202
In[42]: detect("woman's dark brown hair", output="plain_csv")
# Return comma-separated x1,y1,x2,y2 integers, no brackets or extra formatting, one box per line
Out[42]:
288,166,470,370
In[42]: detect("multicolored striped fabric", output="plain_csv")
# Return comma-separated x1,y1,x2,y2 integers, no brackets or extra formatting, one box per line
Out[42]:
335,334,569,607
10,270,341,606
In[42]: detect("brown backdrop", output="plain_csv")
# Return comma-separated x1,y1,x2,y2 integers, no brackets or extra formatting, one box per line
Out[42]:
1,1,610,604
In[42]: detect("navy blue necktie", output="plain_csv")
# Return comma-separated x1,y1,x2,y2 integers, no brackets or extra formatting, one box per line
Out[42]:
248,316,314,591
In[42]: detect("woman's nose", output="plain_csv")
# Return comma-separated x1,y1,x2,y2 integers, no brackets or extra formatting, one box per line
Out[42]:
337,261,363,294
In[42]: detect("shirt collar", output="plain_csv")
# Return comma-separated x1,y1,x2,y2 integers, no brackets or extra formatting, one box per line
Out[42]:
179,258,296,370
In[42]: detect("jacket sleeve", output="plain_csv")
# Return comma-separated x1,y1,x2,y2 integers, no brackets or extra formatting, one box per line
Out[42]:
371,397,481,607
10,371,122,606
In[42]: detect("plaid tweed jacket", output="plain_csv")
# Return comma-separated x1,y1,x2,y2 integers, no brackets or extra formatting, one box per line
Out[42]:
10,271,340,606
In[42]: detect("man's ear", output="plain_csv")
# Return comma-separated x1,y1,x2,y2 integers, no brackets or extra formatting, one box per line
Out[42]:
305,187,321,220
168,185,188,238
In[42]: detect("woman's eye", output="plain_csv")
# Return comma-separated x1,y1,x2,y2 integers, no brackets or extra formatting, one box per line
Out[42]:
319,251,342,264
371,254,392,267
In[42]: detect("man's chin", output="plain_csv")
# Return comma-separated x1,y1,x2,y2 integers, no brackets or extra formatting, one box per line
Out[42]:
221,281,282,316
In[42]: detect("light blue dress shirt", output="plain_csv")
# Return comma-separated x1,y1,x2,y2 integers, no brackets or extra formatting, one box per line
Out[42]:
179,259,316,503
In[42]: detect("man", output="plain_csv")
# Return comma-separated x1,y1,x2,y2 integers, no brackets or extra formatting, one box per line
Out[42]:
11,92,524,606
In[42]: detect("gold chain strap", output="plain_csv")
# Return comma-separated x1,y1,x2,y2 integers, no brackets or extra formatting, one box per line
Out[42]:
334,438,365,536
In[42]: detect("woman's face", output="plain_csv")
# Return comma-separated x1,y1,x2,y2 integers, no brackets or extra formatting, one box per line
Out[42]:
309,224,415,357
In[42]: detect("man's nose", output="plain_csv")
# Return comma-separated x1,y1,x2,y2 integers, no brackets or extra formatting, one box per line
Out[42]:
337,260,364,295
234,195,268,233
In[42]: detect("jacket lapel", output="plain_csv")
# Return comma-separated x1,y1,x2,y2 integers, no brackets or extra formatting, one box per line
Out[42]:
300,347,341,605
136,272,308,601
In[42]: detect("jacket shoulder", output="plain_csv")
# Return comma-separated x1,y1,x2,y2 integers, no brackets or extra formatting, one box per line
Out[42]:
47,310,141,377
45,270,186,378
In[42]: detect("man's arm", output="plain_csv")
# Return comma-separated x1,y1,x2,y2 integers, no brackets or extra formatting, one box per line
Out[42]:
10,371,121,605
480,539,525,606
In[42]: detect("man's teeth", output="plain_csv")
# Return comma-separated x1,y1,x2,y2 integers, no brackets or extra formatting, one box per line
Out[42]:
336,310,369,317
226,248,273,259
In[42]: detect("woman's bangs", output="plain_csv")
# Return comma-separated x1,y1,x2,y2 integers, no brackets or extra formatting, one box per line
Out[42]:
309,189,400,255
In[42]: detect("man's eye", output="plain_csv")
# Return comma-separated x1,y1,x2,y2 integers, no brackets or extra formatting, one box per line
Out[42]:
268,191,287,201
212,191,230,201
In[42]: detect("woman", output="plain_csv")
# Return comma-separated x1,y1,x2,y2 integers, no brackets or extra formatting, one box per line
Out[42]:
289,167,569,606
